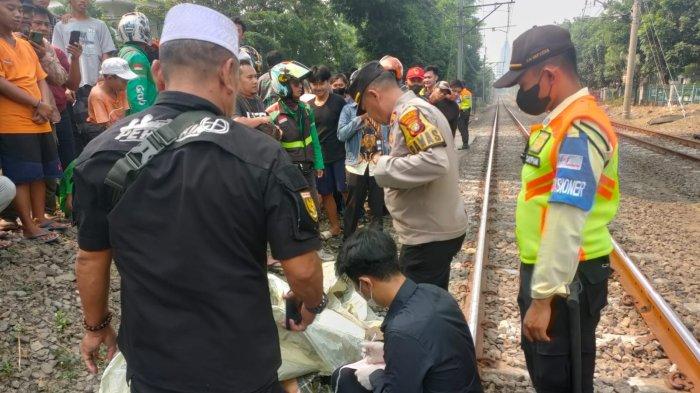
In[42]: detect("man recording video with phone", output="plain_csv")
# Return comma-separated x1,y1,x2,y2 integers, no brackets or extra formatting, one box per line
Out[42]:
51,0,115,152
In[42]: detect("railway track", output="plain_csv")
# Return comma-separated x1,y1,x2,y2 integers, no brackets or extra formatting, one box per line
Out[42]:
457,100,700,392
611,121,700,162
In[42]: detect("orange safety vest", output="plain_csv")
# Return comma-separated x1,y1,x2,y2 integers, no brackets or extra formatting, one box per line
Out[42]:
515,94,620,264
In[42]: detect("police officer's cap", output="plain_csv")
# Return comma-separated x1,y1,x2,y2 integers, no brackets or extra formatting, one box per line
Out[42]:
347,60,392,116
493,25,574,88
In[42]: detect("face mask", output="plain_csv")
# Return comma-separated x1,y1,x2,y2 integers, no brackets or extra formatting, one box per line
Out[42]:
409,84,422,94
516,72,552,116
333,87,346,96
360,280,382,310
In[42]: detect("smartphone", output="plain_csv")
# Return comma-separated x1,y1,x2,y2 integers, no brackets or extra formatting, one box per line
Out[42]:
285,297,302,330
30,31,43,45
69,30,81,45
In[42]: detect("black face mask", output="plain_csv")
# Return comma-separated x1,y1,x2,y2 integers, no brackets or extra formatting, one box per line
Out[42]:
516,73,552,116
409,84,422,94
333,87,346,96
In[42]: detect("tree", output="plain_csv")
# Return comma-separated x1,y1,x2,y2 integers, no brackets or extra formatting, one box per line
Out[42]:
135,0,362,71
562,0,699,89
329,0,488,99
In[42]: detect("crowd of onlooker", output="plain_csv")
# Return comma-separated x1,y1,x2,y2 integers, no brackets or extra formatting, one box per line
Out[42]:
0,0,474,250
0,0,157,248
234,52,475,246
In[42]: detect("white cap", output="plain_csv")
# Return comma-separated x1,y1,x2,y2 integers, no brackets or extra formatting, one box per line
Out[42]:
100,58,138,80
160,3,238,56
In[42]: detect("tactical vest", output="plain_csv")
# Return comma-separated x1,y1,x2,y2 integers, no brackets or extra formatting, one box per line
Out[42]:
515,94,620,264
459,88,472,110
268,101,314,165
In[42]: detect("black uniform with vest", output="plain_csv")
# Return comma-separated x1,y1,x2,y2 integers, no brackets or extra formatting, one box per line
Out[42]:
73,91,320,393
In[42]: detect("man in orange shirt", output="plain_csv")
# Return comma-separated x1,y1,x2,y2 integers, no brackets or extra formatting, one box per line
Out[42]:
0,0,62,243
83,57,135,142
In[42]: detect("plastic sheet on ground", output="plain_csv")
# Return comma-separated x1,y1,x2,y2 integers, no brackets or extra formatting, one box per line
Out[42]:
99,262,381,393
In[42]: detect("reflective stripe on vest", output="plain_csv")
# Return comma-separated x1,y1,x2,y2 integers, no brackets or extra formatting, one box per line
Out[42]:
459,89,472,110
515,94,620,264
280,134,313,149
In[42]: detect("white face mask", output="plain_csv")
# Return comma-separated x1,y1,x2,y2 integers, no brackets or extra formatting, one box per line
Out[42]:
360,280,382,310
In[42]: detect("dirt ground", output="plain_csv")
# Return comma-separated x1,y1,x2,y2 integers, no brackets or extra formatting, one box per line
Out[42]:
605,102,699,138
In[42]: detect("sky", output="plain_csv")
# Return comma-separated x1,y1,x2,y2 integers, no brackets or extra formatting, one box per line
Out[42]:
477,0,605,76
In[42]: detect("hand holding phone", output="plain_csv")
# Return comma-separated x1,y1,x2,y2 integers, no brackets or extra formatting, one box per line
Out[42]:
69,30,81,45
30,31,43,45
285,296,302,330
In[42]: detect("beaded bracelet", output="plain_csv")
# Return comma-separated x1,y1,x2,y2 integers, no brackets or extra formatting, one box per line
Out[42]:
83,312,112,332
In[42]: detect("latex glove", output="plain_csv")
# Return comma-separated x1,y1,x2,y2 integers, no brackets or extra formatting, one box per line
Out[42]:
362,341,384,364
355,364,384,390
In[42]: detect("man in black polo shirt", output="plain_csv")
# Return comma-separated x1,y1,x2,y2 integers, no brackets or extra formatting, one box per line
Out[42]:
332,228,482,392
73,4,325,392
308,65,348,239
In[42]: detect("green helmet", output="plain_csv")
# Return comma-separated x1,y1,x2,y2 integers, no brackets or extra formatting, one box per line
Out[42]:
270,61,311,98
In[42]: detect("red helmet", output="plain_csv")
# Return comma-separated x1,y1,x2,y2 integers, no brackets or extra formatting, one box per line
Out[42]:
380,55,404,81
406,67,425,81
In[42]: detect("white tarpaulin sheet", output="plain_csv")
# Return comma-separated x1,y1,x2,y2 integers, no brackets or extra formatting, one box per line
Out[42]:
100,262,380,392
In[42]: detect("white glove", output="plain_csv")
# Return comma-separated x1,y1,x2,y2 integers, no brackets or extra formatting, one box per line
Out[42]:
355,364,384,390
361,341,385,364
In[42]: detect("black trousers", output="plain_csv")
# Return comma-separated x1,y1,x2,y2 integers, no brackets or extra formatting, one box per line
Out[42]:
517,256,610,393
331,367,371,393
344,168,384,238
457,108,471,147
399,233,465,290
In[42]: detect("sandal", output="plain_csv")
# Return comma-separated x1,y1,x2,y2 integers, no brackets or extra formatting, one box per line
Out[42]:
38,220,70,232
23,230,59,244
0,220,20,231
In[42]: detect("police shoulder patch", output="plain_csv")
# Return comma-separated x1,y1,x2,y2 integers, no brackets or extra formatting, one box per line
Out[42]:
300,191,318,222
398,107,446,154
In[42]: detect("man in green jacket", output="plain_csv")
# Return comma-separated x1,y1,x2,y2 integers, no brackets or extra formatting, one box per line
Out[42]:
117,12,157,115
266,61,324,207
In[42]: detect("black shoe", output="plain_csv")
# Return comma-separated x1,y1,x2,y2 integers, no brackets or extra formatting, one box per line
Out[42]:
459,144,469,150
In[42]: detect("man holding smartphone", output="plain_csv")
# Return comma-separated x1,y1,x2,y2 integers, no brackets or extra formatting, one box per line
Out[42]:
51,0,115,151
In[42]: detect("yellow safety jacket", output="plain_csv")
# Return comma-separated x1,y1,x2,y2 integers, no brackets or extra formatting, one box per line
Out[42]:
458,88,472,110
515,94,619,264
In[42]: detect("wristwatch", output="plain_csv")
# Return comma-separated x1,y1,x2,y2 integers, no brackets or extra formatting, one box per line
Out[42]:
305,293,328,314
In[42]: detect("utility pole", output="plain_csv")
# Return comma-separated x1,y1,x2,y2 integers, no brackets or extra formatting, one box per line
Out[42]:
457,0,465,80
622,0,640,119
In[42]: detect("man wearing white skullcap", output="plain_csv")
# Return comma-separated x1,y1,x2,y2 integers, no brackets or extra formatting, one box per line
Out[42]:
72,4,325,392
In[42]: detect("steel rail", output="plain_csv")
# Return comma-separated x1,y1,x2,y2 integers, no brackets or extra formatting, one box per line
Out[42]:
611,121,700,150
616,132,700,162
462,102,499,358
610,240,700,392
504,104,700,391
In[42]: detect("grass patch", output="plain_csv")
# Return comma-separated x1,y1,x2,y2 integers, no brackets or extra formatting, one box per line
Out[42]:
52,347,80,381
54,310,71,333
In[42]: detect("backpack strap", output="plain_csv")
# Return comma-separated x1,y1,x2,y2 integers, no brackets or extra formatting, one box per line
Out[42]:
104,110,213,202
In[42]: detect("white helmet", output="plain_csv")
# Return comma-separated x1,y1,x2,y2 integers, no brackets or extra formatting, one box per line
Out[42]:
118,12,151,45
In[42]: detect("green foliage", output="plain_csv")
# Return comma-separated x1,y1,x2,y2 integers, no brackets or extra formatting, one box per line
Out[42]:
53,310,71,333
563,0,699,88
0,359,13,379
52,347,80,381
135,0,361,71
330,0,485,84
